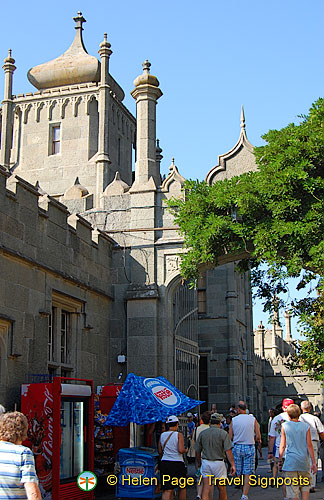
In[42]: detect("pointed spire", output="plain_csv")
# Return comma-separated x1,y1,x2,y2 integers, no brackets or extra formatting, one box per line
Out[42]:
170,158,175,170
240,105,245,130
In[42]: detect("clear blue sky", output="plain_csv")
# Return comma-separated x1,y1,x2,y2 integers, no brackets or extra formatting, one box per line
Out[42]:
1,1,322,336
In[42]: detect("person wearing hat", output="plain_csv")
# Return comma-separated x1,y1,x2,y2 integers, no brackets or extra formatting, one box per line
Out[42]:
268,398,294,500
195,412,235,500
158,415,187,500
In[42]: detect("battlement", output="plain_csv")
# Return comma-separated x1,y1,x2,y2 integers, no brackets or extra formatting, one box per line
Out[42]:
0,168,112,296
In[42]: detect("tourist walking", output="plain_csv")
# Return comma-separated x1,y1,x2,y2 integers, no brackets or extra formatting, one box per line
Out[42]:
194,412,211,500
0,411,42,500
268,397,294,499
228,402,261,500
195,412,235,500
187,412,196,461
268,408,277,474
158,415,187,500
299,400,324,492
279,404,317,500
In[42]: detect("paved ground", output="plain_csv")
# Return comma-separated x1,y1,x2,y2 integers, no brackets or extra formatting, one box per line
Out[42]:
95,451,324,499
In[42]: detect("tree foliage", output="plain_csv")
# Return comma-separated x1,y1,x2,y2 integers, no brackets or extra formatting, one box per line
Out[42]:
168,99,324,380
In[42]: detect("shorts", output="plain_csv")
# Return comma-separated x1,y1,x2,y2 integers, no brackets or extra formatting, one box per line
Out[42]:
284,470,311,498
160,460,186,490
233,444,255,475
201,459,227,480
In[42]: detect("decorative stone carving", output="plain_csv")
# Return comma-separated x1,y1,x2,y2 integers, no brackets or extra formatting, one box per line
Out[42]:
64,177,89,199
205,106,257,184
165,255,180,274
61,98,70,119
35,102,44,122
161,158,185,193
71,96,82,117
103,171,129,196
86,94,98,115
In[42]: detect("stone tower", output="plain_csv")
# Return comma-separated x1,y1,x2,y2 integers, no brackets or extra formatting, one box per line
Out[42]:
0,13,260,414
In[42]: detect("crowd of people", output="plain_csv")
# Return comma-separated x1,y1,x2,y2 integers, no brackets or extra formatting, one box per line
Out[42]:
158,399,324,500
0,399,323,500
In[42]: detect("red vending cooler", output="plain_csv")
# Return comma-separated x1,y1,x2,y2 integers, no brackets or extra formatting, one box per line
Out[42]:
21,377,94,500
99,384,130,457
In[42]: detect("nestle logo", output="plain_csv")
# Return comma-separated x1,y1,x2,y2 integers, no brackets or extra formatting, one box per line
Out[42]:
125,466,145,475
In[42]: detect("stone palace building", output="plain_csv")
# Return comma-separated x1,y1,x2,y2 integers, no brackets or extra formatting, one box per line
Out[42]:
0,12,322,418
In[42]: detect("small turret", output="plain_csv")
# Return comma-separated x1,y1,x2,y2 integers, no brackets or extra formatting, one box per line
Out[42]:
0,49,16,169
130,60,163,191
96,33,113,195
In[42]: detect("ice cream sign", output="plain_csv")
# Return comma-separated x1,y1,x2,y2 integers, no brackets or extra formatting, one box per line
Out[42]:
144,378,180,408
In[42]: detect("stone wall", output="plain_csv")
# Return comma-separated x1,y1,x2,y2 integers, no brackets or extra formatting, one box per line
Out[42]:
0,166,113,409
10,84,135,197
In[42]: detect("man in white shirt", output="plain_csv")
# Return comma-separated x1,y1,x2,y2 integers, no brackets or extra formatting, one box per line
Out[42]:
299,400,324,492
229,403,261,500
268,398,294,500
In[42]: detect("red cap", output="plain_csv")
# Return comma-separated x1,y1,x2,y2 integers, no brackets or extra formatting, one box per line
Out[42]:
282,398,294,409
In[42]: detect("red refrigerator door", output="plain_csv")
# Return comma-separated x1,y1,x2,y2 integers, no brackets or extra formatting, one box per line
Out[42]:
21,382,55,497
22,378,94,500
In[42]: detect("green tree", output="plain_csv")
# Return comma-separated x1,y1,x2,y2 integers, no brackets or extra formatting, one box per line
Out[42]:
168,99,324,380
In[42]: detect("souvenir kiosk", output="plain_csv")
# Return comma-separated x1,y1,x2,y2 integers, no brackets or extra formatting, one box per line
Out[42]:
106,373,202,499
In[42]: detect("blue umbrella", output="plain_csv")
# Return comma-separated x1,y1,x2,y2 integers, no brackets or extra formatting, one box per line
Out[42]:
106,373,203,426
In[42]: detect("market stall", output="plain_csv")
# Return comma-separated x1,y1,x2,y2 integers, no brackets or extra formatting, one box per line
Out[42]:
106,373,203,499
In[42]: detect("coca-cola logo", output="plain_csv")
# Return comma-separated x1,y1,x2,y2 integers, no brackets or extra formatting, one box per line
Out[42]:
42,387,53,459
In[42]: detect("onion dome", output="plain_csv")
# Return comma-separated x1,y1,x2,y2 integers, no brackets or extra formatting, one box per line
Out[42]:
133,60,160,88
27,12,100,90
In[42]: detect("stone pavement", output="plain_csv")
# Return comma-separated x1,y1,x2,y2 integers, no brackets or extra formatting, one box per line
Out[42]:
95,452,324,499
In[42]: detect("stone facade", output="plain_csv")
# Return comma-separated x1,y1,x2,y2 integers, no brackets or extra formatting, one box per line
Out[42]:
254,313,323,419
0,12,321,418
0,166,113,409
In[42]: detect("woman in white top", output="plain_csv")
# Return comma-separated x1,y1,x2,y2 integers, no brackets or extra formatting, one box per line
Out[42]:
158,415,187,500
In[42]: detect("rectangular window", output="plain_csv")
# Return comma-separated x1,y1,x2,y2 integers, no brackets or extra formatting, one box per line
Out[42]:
48,292,83,376
51,125,60,155
197,272,207,314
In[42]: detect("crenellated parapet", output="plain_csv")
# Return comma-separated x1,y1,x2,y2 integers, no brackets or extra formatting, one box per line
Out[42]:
0,168,113,297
